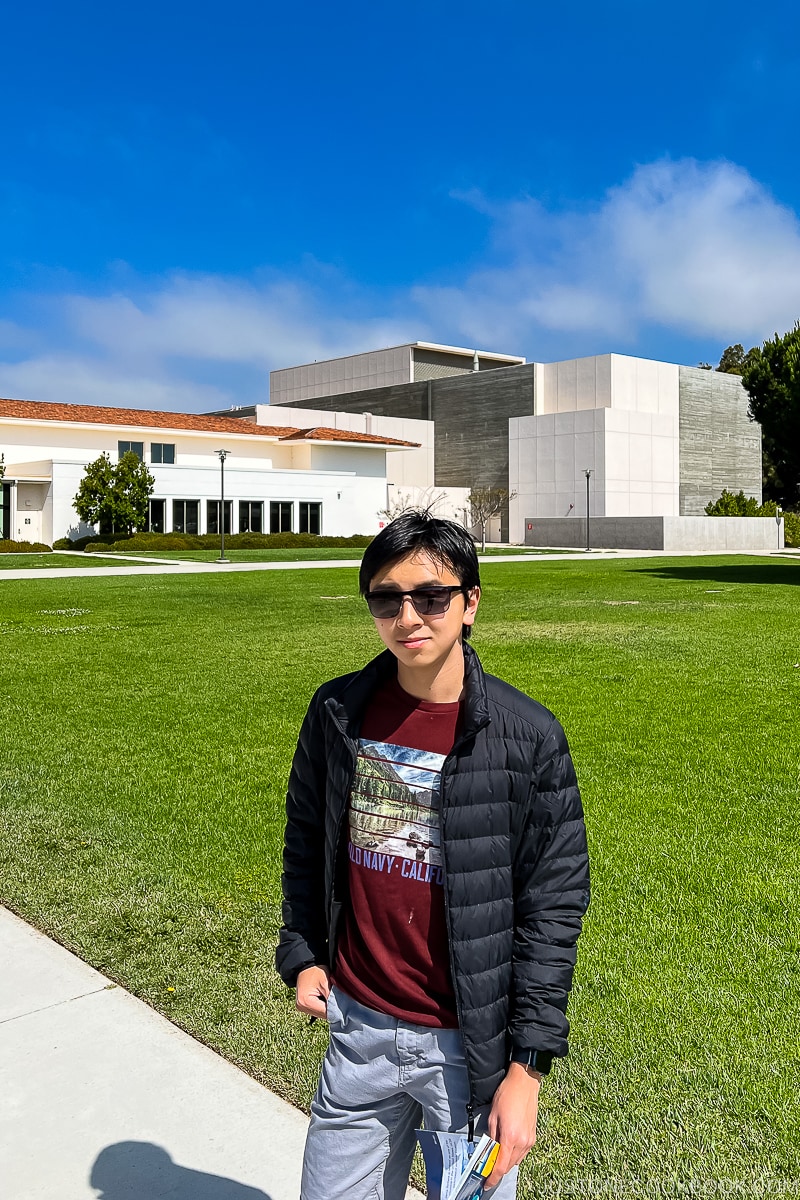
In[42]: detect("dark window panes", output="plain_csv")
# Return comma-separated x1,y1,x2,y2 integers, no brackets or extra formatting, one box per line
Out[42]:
207,500,232,535
1,482,11,540
151,443,175,465
270,501,293,533
173,500,199,534
148,498,166,533
299,502,321,535
118,441,144,461
239,501,263,533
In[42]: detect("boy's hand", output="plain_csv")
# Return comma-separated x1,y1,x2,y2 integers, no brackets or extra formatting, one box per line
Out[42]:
295,965,331,1018
484,1062,540,1189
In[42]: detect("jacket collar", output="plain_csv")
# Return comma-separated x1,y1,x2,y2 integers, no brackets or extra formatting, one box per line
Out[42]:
325,641,491,741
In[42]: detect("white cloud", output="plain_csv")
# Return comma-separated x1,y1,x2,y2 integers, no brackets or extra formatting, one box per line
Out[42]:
0,273,417,410
2,157,800,410
0,353,232,412
416,158,800,347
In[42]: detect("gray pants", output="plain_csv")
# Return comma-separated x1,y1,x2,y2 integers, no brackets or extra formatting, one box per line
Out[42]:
301,985,518,1200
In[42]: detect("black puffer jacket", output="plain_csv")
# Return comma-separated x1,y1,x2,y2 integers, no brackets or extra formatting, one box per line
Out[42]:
276,642,590,1109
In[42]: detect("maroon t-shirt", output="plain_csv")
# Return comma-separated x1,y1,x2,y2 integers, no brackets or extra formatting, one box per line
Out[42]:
334,677,462,1027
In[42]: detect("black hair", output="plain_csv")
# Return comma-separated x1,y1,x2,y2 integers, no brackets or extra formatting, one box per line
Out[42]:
359,509,480,639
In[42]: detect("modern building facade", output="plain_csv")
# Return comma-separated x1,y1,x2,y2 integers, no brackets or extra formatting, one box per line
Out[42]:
271,348,764,544
0,399,419,545
269,342,525,407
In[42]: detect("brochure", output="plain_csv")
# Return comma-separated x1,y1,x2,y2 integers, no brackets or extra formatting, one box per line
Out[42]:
415,1130,500,1200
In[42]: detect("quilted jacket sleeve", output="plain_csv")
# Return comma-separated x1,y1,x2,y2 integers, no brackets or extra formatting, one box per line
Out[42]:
509,716,590,1057
275,691,330,987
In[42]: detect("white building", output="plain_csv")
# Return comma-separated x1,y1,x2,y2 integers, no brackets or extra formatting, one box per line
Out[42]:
0,399,421,545
269,346,774,549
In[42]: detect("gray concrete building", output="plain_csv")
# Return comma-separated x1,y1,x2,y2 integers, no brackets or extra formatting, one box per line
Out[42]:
269,342,525,407
271,348,763,543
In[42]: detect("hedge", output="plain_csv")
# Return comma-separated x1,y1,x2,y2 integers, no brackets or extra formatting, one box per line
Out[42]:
0,539,52,553
81,531,374,554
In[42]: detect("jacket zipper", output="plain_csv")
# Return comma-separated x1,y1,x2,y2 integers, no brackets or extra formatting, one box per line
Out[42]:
439,737,477,1141
327,708,359,967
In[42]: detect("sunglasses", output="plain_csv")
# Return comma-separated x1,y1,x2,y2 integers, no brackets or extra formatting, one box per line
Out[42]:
364,585,466,619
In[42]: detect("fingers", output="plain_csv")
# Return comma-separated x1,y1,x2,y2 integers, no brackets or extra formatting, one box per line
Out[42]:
485,1142,515,1191
295,966,331,1018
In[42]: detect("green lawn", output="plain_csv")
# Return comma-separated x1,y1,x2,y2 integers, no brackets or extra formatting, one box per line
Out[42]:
1,557,798,1196
0,552,145,570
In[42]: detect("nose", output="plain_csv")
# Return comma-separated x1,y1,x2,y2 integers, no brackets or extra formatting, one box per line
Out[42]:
396,595,422,625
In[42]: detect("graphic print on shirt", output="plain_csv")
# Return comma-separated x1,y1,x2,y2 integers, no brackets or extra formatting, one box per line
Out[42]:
349,738,444,880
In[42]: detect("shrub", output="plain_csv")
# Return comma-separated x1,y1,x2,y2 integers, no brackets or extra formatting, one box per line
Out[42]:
704,490,785,521
82,532,374,553
783,511,800,548
705,489,761,516
60,533,133,551
0,539,51,553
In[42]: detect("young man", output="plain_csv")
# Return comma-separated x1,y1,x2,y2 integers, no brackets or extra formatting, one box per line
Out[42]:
276,512,590,1200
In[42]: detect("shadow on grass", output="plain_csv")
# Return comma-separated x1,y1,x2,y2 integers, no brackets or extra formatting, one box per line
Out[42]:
633,560,800,586
90,1142,274,1199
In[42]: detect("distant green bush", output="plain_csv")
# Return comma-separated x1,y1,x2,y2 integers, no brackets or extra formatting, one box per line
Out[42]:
783,511,800,548
83,531,374,553
705,489,769,516
704,489,798,547
0,539,51,553
57,533,133,551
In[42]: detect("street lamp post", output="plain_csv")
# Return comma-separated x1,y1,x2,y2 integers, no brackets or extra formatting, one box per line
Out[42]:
216,449,230,563
584,469,592,552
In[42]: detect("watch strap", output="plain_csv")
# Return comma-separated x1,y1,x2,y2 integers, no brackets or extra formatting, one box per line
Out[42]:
509,1047,553,1075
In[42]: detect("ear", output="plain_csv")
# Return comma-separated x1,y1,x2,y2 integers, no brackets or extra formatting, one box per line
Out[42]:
462,586,480,628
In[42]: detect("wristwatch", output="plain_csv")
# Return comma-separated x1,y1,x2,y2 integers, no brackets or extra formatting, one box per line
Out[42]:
509,1047,553,1075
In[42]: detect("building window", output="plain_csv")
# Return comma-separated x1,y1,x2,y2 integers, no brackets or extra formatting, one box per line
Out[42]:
118,440,144,461
151,443,175,465
173,500,199,534
1,482,11,541
239,501,263,533
299,501,322,535
270,501,293,533
148,498,166,533
207,500,232,535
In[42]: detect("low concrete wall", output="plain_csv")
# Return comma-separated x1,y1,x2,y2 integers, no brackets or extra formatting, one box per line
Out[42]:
523,516,784,551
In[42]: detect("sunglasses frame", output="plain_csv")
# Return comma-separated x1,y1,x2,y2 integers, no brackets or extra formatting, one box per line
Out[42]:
364,585,467,619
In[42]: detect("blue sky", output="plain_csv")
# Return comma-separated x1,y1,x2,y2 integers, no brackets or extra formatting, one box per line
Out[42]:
2,0,800,412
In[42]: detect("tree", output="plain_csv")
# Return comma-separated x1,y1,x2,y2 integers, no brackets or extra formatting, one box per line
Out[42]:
378,488,447,523
468,486,515,552
113,450,155,532
74,451,154,533
741,322,800,507
716,344,748,375
698,345,757,374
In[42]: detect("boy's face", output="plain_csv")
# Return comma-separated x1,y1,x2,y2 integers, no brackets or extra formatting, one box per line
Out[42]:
367,550,480,673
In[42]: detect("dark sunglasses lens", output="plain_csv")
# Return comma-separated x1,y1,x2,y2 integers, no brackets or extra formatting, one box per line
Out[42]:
412,589,451,614
366,588,456,618
366,593,403,618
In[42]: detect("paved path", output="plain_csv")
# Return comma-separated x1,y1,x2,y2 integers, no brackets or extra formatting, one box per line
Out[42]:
0,907,424,1200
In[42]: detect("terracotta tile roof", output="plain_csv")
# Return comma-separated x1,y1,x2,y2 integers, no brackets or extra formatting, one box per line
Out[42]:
277,426,417,447
0,398,418,448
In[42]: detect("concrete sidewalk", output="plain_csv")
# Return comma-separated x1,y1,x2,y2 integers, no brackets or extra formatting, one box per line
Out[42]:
0,907,423,1200
0,547,717,582
1,548,794,582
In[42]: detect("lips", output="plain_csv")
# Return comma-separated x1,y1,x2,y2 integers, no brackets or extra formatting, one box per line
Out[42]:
399,638,429,648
